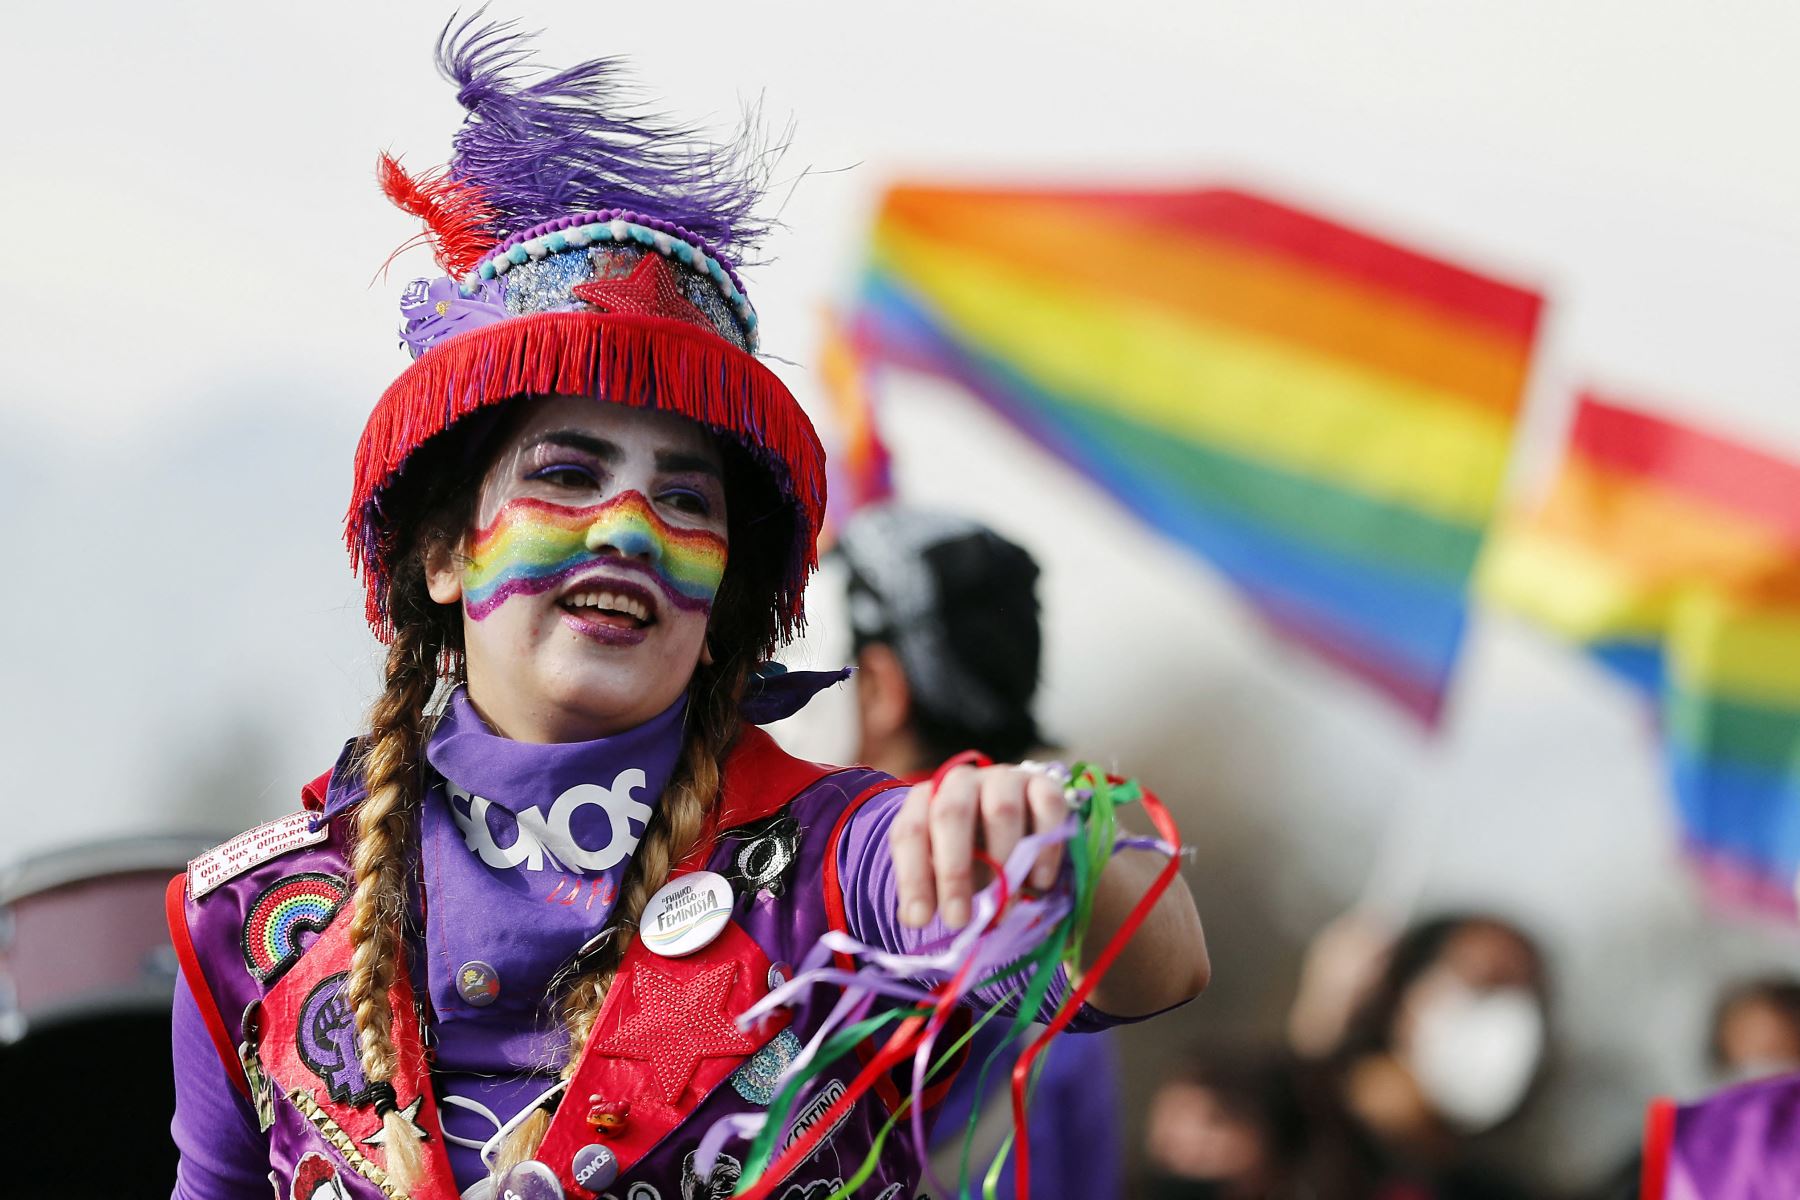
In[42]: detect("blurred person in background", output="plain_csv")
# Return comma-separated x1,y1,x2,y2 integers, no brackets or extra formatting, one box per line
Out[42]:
1290,912,1550,1200
1708,974,1800,1084
1140,1048,1379,1200
835,504,1128,1200
1630,975,1800,1197
1586,976,1800,1198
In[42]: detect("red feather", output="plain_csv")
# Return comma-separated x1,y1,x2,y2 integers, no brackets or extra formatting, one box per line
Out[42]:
377,152,498,278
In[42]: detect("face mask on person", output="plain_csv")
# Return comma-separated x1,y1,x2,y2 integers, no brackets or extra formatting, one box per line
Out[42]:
1404,982,1545,1133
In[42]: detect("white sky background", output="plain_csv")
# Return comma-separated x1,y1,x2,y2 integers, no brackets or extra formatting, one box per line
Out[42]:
5,0,1800,1185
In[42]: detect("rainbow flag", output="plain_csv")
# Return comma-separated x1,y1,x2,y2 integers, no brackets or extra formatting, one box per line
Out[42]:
816,308,893,549
1483,394,1800,916
1666,575,1800,919
1481,395,1800,695
851,185,1544,725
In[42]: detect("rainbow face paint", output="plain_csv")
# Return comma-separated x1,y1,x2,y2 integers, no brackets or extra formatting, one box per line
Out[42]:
462,492,727,622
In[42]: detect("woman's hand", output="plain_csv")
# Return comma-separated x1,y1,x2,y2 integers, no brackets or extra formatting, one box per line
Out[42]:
889,763,1069,929
887,758,1209,1016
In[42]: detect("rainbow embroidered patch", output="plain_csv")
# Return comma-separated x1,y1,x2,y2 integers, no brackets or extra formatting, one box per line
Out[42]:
241,872,348,984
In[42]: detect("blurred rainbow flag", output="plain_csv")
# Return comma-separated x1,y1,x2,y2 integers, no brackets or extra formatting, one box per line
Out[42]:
816,308,894,549
1481,395,1800,695
1483,395,1800,916
1667,576,1800,918
851,185,1544,725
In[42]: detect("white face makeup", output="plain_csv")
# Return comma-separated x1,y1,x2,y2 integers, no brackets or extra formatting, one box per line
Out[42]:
427,395,729,742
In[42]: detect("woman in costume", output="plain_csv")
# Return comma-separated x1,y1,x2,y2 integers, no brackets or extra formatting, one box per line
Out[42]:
167,21,1206,1200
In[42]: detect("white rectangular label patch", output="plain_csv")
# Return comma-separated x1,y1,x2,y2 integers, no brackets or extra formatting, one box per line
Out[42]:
785,1077,849,1156
188,811,327,899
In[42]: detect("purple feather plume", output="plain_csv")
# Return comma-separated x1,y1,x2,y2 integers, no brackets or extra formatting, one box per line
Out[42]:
436,14,774,261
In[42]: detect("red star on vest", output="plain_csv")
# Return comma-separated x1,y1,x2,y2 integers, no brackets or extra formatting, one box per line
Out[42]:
600,960,758,1104
571,252,714,333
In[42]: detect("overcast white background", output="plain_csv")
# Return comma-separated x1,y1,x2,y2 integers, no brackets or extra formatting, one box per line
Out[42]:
5,1,1800,1186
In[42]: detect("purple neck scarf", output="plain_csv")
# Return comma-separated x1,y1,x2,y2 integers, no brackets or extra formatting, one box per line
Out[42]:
420,687,686,1031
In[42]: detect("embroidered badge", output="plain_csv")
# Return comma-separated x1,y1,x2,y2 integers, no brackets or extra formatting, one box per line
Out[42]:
291,1152,351,1200
725,812,800,898
296,971,381,1106
538,923,787,1179
605,961,757,1103
729,1028,801,1106
242,873,348,983
680,1149,742,1200
189,812,329,899
783,1078,849,1162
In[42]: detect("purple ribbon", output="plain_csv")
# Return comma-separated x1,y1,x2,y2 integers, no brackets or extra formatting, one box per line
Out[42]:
693,818,1083,1184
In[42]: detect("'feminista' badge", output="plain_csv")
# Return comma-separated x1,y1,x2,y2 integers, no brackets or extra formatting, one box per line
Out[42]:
640,871,733,957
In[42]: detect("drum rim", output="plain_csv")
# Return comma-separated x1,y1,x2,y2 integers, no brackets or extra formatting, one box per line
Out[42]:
0,831,227,905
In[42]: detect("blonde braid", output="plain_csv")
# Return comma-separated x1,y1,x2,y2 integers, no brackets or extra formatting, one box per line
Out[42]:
493,659,748,1176
345,621,441,1193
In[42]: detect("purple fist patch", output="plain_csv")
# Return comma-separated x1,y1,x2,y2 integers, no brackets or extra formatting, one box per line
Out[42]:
297,971,379,1106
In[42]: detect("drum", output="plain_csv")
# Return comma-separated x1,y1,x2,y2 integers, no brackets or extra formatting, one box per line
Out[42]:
0,833,224,1199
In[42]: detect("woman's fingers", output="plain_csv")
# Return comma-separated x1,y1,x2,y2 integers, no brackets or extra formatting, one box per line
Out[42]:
977,768,1029,893
890,783,937,928
1025,773,1067,890
927,765,979,928
891,764,1072,930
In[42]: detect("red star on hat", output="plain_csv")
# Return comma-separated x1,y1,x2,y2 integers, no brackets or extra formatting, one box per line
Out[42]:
571,252,714,333
600,961,758,1104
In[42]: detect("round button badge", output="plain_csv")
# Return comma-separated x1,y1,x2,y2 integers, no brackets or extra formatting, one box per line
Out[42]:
640,870,734,957
571,1143,620,1192
498,1160,562,1200
457,960,500,1007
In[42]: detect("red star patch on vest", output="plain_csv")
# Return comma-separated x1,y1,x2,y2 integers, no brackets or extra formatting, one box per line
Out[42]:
601,960,759,1104
530,906,792,1188
571,253,714,332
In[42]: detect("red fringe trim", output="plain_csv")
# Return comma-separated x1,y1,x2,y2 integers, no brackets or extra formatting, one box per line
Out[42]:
347,313,825,641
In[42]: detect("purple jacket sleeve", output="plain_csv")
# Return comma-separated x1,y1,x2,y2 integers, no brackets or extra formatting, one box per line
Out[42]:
170,973,270,1200
836,785,1128,1032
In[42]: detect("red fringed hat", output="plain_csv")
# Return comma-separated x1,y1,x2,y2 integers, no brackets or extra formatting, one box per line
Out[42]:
347,20,824,643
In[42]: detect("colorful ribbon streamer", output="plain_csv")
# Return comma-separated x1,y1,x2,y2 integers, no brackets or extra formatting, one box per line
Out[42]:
695,758,1184,1199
